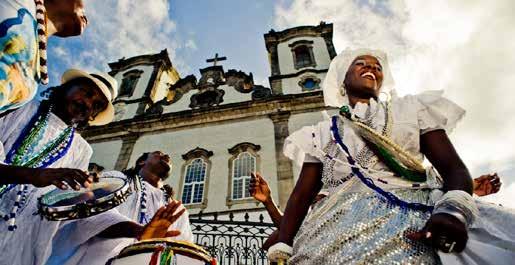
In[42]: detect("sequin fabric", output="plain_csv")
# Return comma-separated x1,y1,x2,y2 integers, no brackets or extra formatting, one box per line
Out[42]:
290,189,440,265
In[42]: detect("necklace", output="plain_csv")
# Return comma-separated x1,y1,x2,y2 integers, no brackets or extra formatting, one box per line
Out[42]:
1,103,75,231
136,176,149,224
34,0,49,84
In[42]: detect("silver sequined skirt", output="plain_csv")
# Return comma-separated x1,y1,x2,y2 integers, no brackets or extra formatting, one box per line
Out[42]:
291,189,441,265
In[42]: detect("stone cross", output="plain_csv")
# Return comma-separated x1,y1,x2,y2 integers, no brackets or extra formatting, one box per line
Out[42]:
206,53,227,66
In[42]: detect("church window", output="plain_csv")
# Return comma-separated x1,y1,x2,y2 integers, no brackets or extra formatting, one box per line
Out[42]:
181,158,207,204
290,40,316,70
179,148,213,209
118,70,144,98
227,143,261,206
231,152,255,200
298,75,322,92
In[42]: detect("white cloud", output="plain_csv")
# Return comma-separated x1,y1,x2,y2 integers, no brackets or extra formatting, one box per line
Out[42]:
57,0,182,73
274,0,515,207
184,39,198,51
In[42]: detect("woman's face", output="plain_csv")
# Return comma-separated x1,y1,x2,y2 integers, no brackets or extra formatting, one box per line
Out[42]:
343,55,384,98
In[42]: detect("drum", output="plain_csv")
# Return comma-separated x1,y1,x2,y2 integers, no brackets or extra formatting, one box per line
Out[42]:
38,176,131,221
107,239,216,265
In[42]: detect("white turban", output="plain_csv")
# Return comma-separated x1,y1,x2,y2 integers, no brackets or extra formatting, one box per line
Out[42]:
323,48,395,108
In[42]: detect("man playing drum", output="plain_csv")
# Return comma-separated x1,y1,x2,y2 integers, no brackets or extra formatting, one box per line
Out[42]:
48,151,196,265
0,69,185,265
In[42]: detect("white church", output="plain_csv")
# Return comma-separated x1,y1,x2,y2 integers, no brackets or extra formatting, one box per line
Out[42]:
83,22,337,217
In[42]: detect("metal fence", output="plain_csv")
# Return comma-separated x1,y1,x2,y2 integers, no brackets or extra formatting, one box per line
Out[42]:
190,211,275,265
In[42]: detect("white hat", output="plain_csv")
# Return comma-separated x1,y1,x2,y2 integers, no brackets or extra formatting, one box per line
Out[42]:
61,69,118,126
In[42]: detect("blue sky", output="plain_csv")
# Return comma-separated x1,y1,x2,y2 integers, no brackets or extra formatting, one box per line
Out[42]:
46,0,287,88
45,0,515,208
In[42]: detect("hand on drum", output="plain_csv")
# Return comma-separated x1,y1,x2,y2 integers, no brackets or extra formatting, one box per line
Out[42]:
406,213,468,253
29,167,92,190
139,200,186,240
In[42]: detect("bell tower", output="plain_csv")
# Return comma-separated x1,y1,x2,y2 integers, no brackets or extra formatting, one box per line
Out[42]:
264,22,336,95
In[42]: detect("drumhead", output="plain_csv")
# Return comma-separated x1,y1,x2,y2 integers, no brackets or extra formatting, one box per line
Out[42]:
114,239,214,264
38,177,131,221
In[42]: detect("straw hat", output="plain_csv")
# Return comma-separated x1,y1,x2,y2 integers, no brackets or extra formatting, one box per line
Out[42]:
61,69,118,126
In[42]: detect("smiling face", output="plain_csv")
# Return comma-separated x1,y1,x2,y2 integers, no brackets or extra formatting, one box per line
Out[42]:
343,55,384,99
45,0,88,37
51,77,109,127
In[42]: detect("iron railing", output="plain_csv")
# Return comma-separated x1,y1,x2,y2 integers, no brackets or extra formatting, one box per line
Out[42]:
190,211,275,265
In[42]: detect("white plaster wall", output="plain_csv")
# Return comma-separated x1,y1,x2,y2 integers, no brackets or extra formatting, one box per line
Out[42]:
219,85,253,105
120,103,139,120
89,140,123,170
128,118,278,215
277,36,331,75
153,71,176,103
162,90,197,113
281,72,327,95
112,65,154,100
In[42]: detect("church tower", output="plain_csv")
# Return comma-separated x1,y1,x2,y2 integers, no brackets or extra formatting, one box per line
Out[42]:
107,49,180,121
264,22,336,95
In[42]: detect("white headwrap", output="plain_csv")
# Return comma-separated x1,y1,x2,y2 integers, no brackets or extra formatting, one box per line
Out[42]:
323,48,395,108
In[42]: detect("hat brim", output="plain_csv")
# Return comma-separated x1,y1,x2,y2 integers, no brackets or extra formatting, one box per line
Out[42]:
61,69,115,126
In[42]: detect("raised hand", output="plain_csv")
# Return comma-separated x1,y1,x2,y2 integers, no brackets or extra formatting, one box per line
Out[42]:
473,173,501,197
249,172,272,203
29,167,92,190
406,213,468,253
139,200,186,240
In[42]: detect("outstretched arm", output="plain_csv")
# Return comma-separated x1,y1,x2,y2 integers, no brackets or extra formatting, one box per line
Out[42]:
249,172,283,227
98,201,185,239
277,163,323,245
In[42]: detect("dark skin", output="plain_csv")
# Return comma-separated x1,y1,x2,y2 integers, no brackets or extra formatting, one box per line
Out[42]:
276,55,473,253
98,150,185,239
138,151,172,188
45,0,88,37
0,78,109,190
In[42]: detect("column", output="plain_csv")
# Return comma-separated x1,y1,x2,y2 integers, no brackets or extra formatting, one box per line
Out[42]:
114,133,139,171
269,111,294,209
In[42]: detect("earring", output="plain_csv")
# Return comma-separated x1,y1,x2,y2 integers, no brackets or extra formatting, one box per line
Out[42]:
340,83,346,97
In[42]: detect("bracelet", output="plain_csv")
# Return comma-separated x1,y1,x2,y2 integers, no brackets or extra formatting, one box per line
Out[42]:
267,242,293,262
433,190,478,227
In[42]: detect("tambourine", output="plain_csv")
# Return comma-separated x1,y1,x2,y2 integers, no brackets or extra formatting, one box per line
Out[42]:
38,176,131,221
107,239,216,265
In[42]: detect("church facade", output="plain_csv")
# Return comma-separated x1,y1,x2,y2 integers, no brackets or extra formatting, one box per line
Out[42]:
83,22,336,217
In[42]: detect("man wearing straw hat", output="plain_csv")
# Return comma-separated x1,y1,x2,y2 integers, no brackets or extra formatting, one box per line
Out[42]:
0,69,185,265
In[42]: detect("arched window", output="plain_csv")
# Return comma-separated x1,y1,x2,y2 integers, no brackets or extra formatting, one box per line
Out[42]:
294,46,313,68
227,143,261,206
119,69,144,98
231,152,256,200
289,40,316,70
179,148,213,208
181,158,207,204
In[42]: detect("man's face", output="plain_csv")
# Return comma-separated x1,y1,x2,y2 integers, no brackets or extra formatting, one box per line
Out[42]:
142,151,172,180
56,79,108,126
46,0,88,37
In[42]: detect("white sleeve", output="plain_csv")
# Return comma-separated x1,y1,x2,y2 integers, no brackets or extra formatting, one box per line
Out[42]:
283,121,331,167
414,90,466,135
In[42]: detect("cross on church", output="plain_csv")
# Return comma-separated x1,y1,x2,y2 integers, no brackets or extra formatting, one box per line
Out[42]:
206,53,227,66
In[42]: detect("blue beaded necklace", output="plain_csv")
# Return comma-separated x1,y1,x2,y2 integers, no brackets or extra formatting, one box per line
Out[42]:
330,115,434,212
1,103,75,231
136,175,149,224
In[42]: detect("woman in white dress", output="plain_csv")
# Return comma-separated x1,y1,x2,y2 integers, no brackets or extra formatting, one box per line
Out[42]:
267,49,515,264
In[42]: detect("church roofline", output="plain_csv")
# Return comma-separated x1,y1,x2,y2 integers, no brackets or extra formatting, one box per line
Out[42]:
264,21,333,52
108,49,173,75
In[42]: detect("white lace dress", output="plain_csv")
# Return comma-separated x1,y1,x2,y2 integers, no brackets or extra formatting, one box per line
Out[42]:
284,91,515,264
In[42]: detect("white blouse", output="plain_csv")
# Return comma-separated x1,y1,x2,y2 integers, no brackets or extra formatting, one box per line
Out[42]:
284,90,466,195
